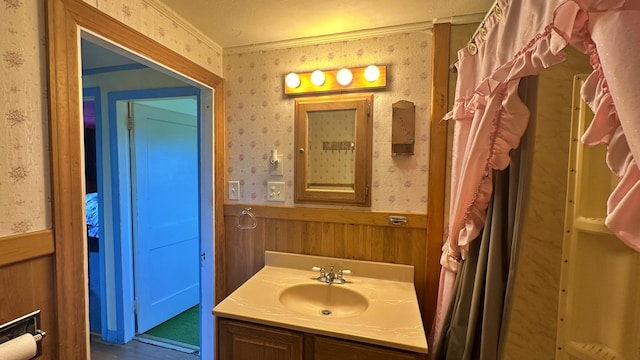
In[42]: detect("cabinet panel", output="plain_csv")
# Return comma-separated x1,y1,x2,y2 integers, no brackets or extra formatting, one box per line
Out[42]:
312,335,422,360
218,319,303,360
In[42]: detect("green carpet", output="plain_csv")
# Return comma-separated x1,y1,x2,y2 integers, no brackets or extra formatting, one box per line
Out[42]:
146,306,199,346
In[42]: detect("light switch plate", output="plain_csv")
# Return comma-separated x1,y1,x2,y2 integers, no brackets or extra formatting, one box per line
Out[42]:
228,181,240,200
269,155,284,176
267,181,285,202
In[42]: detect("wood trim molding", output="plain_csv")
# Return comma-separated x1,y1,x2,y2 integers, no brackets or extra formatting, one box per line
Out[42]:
215,83,227,306
47,0,224,357
425,23,451,331
0,230,55,267
224,204,427,229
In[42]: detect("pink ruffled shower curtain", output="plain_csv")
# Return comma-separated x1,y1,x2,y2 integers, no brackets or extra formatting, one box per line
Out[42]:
433,0,640,350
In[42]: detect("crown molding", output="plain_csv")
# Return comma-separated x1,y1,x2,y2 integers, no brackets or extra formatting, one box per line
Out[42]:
433,12,485,25
132,3,485,57
224,12,486,55
142,0,223,55
223,21,433,55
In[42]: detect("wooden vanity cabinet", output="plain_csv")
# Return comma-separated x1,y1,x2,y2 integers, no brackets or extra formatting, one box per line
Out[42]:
218,319,303,360
308,335,423,360
217,318,425,360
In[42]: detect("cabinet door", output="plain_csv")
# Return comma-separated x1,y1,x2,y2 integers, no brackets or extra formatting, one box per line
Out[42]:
312,335,422,360
218,319,303,360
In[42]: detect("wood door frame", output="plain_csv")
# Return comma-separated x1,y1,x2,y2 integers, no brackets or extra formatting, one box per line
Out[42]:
424,23,450,333
46,0,225,357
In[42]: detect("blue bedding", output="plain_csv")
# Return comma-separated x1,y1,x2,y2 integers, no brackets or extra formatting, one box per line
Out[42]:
86,192,99,238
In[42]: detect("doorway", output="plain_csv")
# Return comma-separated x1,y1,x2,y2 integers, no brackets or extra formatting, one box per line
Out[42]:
80,34,214,358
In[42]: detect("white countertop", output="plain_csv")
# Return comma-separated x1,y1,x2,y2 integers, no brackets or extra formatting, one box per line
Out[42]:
213,251,428,354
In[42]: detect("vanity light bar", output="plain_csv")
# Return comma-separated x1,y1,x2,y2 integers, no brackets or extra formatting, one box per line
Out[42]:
284,65,387,95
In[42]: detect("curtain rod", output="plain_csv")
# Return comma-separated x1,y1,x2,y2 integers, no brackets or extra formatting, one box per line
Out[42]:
450,0,498,73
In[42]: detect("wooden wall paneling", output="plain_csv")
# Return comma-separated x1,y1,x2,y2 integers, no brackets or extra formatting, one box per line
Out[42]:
329,223,347,259
303,222,324,257
410,228,428,311
343,224,369,260
0,230,54,267
0,256,58,358
264,218,279,255
0,230,56,356
318,223,336,259
286,221,306,254
369,226,386,263
222,204,428,317
224,216,256,294
425,22,451,332
253,218,268,271
224,204,427,228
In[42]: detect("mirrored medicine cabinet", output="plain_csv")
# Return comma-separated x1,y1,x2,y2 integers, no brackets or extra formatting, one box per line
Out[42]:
294,93,373,206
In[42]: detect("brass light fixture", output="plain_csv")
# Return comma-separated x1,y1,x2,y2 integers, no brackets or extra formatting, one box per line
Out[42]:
284,65,387,95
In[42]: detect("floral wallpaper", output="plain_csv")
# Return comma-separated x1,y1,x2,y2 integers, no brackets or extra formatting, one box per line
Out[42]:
0,0,50,236
0,0,221,236
1,0,429,237
224,31,432,212
93,0,223,76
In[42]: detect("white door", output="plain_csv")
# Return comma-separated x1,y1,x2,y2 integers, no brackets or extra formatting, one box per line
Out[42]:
130,102,199,333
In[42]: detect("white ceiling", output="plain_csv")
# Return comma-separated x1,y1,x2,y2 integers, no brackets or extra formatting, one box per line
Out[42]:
157,0,493,49
80,1,493,70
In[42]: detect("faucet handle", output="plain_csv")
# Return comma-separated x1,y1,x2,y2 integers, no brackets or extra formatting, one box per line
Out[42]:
312,266,327,282
333,269,351,283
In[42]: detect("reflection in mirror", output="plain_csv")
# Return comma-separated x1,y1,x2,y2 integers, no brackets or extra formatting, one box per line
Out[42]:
295,94,373,206
308,109,356,190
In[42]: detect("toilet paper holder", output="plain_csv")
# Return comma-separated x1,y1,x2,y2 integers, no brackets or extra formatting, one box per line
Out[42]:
0,310,45,356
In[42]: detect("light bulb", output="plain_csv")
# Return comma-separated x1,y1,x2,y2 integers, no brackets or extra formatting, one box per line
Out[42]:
285,72,300,88
311,70,325,86
364,65,380,82
336,68,353,86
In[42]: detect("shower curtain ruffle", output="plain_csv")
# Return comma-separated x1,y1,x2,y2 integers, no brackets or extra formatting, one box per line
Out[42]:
434,0,640,351
441,0,578,272
575,0,640,250
442,0,640,274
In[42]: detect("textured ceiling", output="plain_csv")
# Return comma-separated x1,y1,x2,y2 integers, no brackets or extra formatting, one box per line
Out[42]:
157,0,493,49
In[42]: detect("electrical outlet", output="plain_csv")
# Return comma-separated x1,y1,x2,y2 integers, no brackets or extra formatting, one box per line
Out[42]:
267,181,285,202
269,155,284,176
228,181,240,200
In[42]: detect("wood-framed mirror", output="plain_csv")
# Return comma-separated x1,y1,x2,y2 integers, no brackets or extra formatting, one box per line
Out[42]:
294,93,373,206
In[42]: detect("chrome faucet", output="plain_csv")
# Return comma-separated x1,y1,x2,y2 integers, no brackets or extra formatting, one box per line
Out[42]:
312,266,351,284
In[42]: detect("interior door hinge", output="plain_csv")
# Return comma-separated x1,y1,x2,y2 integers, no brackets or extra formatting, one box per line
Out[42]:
365,185,370,197
133,299,138,314
127,102,134,130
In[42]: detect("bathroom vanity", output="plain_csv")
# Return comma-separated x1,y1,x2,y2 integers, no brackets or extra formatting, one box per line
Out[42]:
213,251,428,360
218,318,423,360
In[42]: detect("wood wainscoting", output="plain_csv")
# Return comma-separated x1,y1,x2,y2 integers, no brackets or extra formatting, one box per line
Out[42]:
0,230,57,357
221,204,429,323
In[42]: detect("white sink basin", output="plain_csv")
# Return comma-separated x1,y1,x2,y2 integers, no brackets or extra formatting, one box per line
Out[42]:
212,251,428,353
278,283,369,317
